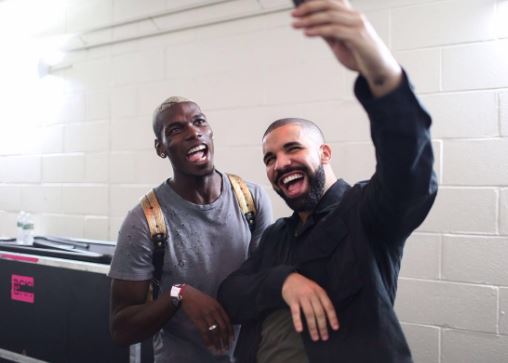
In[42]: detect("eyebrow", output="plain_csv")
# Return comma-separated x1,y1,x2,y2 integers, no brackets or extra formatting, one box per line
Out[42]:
263,141,303,164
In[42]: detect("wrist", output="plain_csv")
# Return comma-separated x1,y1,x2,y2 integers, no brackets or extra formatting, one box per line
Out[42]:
170,283,186,307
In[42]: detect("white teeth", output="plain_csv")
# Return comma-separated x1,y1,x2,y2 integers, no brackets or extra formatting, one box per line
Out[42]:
187,145,206,155
282,173,303,185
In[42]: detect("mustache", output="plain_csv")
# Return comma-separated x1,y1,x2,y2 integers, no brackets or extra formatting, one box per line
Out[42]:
275,166,308,185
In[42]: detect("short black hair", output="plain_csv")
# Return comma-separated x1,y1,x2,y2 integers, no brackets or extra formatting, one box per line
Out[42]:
263,118,325,144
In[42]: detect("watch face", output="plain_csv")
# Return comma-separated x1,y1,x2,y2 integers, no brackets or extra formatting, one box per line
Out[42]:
170,284,184,307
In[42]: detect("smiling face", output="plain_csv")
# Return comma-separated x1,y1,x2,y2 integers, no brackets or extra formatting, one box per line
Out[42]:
262,121,330,213
155,101,215,178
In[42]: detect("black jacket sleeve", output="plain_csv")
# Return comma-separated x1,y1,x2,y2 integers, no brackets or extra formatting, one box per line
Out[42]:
355,70,438,245
217,223,296,323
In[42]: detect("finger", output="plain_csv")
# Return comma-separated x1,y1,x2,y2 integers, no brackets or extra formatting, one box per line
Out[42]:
292,0,350,17
303,24,357,41
217,306,234,342
310,296,329,341
290,302,304,333
301,299,319,341
292,13,360,29
198,319,214,350
212,311,232,351
204,316,223,352
319,293,340,330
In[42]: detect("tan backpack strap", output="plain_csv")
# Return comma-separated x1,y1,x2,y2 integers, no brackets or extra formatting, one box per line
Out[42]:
140,189,167,300
141,190,167,241
227,174,256,232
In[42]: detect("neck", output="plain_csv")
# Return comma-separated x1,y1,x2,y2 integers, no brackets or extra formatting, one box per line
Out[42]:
170,169,222,204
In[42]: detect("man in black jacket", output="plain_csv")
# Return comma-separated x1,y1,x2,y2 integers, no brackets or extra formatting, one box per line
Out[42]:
217,1,438,362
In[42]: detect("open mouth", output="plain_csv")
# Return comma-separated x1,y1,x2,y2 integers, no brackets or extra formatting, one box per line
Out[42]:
186,144,208,163
277,171,307,198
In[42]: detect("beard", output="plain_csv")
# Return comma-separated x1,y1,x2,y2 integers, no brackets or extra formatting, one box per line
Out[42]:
275,164,326,213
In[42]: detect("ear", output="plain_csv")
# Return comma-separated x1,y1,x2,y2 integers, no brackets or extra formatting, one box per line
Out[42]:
154,139,164,157
320,144,332,164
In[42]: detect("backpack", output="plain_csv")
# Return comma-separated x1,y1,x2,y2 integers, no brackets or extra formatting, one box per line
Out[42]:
140,174,256,300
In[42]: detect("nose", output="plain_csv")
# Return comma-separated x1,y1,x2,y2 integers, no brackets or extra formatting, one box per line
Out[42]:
273,152,291,171
185,123,202,140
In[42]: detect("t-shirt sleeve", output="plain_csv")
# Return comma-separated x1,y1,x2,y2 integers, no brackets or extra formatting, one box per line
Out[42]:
108,205,154,281
248,182,273,255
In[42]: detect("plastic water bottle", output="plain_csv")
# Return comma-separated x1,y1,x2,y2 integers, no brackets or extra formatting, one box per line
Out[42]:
16,211,26,244
22,212,34,245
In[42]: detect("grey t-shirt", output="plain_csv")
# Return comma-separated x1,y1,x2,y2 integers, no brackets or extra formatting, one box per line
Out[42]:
108,172,272,363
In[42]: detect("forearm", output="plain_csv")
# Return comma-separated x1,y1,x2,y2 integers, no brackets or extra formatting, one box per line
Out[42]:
110,292,177,345
358,71,436,204
218,265,295,323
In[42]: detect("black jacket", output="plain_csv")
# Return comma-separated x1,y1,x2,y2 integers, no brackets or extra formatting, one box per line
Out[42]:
218,73,438,363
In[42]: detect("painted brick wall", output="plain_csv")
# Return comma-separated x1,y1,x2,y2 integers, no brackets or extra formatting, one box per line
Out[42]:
0,0,507,361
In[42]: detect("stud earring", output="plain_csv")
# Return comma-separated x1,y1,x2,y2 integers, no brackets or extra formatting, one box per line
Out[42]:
160,153,166,158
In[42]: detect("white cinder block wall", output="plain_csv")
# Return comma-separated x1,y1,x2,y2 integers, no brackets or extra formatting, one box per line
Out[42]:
1,0,507,361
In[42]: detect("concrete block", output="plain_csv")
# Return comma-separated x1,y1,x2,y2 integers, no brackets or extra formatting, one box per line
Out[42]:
66,0,113,33
392,0,496,50
37,214,85,238
396,279,497,333
501,189,508,235
0,212,17,237
443,139,508,186
56,92,85,123
419,187,497,234
154,0,260,32
501,288,508,335
111,86,138,118
110,186,148,217
113,0,166,22
110,151,169,185
443,235,508,285
41,125,64,154
64,121,109,152
394,48,441,93
86,90,110,121
21,186,61,214
192,68,266,110
61,186,108,215
401,323,440,363
137,80,198,117
84,216,109,240
263,58,346,105
400,233,441,279
0,185,22,212
421,91,498,138
111,117,154,151
72,58,114,91
329,142,376,183
109,216,124,241
442,330,508,363
496,1,508,39
443,39,508,91
214,146,267,184
85,153,109,183
112,48,164,86
2,156,41,183
42,154,85,182
500,92,508,137
302,100,371,143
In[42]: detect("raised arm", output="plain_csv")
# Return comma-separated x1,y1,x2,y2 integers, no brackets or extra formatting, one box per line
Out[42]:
293,0,437,243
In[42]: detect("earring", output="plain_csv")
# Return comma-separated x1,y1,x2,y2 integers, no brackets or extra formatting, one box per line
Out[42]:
160,153,166,158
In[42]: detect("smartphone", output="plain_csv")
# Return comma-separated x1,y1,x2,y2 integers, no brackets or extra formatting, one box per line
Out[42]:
292,0,305,7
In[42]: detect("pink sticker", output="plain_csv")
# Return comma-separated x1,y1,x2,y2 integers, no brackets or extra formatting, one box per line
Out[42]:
11,274,35,304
